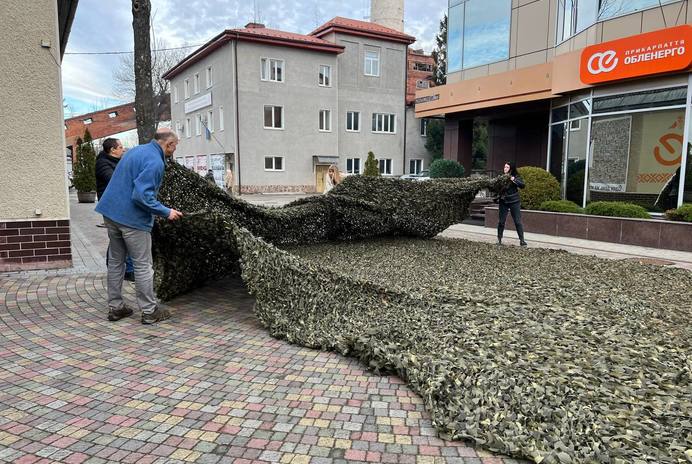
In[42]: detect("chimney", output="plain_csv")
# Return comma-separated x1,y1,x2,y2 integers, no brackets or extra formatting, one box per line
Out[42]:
245,22,265,29
370,0,404,32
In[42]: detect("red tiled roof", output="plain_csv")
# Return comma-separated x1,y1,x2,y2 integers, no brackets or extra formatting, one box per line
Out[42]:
163,25,344,80
310,17,415,44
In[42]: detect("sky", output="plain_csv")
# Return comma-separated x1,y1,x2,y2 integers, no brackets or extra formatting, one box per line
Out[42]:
62,0,447,118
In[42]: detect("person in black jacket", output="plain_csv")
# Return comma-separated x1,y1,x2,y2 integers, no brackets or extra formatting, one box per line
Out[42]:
96,138,134,281
497,162,527,247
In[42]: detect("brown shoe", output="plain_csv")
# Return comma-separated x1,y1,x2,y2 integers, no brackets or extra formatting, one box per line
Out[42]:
141,307,171,325
108,305,134,321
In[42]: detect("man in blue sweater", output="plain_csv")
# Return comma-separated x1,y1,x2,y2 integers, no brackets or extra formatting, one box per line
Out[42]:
96,129,183,324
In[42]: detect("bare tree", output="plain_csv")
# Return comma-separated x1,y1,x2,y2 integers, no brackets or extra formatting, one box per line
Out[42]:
131,0,156,144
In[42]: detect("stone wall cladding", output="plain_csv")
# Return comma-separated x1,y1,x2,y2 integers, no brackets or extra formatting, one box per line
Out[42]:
240,184,317,194
0,220,72,271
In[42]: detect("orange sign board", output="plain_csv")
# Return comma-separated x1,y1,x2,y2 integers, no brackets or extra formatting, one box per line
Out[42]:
580,25,692,85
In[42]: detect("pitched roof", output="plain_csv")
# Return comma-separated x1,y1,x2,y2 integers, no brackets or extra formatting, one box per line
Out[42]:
162,24,344,80
310,17,415,44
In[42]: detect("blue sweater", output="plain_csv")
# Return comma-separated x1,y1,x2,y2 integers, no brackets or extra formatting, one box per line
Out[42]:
95,140,171,231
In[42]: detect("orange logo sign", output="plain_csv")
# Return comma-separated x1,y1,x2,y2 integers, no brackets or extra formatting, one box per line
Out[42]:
654,133,683,166
580,25,692,84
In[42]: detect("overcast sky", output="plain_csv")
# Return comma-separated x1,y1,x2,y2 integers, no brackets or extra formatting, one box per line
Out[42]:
62,0,447,117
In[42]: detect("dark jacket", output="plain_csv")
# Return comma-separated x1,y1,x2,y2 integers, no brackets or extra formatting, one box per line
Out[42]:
499,175,525,204
95,151,121,200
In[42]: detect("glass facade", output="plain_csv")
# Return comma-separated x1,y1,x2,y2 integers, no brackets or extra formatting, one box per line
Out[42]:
447,0,511,72
549,85,690,211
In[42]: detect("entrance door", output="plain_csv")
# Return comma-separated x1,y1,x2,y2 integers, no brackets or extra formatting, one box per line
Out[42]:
315,165,329,193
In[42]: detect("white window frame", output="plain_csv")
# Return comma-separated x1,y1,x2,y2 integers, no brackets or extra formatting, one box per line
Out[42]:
263,105,284,130
409,158,423,174
83,118,92,124
206,66,213,88
175,120,181,136
318,65,331,87
194,73,200,94
260,57,285,83
378,158,392,175
184,79,190,99
569,119,581,131
416,80,430,89
346,111,360,132
365,50,380,77
219,106,225,131
346,157,361,174
420,119,428,137
264,156,284,171
319,109,331,132
372,113,396,134
207,110,214,133
195,114,202,136
185,117,191,138
173,86,179,103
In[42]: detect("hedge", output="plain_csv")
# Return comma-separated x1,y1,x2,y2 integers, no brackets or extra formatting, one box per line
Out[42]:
153,162,507,300
538,200,583,214
584,201,650,219
665,203,692,222
516,167,560,210
429,159,465,178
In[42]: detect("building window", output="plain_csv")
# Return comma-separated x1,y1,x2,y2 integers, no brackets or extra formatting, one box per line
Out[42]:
413,62,432,72
83,118,92,124
569,119,581,131
557,0,600,42
372,113,396,133
364,50,380,76
175,120,181,136
318,65,331,87
261,58,284,82
319,109,331,132
195,114,202,136
264,156,284,171
173,86,179,103
185,117,191,138
264,105,284,129
416,80,430,89
194,73,200,94
346,111,360,132
448,0,511,72
108,111,118,118
219,106,225,131
378,158,392,175
410,159,423,174
598,0,677,21
184,79,190,99
206,66,213,88
207,110,214,133
420,119,428,136
346,158,361,174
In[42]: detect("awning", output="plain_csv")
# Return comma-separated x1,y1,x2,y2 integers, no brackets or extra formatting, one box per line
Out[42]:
313,155,339,164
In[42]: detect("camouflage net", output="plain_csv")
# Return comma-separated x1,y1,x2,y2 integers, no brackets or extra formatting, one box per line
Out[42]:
152,163,692,463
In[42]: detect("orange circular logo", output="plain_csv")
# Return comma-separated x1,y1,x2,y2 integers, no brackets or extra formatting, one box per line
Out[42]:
653,133,683,166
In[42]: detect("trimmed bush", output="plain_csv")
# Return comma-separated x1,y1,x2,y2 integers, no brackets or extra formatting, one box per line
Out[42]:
665,203,692,222
363,151,380,176
584,201,650,219
516,166,560,210
72,129,97,193
539,199,583,213
429,159,465,178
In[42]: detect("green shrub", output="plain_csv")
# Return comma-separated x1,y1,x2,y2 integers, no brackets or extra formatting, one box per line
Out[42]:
665,203,692,222
516,166,560,210
363,151,380,176
429,159,465,178
584,201,650,219
72,129,96,193
539,200,583,213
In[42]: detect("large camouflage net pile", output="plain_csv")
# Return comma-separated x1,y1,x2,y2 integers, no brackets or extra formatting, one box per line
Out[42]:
152,163,692,463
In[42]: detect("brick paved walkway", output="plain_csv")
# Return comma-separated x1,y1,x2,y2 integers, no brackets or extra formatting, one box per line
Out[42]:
0,274,524,464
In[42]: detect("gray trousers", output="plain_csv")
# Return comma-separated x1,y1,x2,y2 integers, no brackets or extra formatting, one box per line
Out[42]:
104,217,157,315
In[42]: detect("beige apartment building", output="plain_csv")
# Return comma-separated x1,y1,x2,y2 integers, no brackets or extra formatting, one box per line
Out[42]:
416,0,692,211
0,1,78,272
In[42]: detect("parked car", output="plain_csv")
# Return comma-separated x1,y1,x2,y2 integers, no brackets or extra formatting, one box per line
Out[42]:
400,170,430,181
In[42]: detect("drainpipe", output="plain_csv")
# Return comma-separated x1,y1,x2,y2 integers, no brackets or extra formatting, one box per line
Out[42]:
402,49,408,175
234,34,242,195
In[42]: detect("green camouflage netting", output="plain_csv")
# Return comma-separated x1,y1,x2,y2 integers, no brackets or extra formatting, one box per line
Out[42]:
152,163,692,463
153,162,503,300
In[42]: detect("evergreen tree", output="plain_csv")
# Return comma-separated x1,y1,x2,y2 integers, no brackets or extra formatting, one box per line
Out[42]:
424,119,445,161
431,15,447,85
73,129,97,192
363,151,380,176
